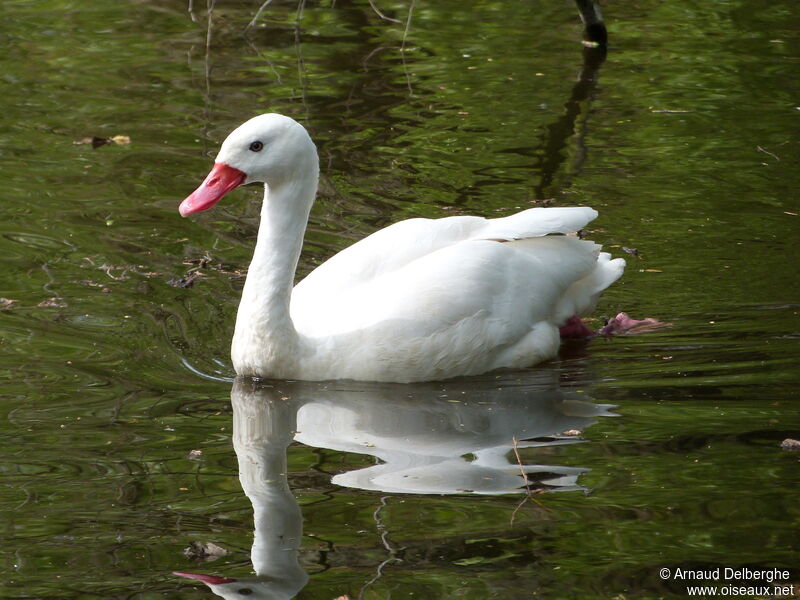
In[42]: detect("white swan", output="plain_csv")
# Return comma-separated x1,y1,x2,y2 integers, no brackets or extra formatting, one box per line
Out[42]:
179,113,627,383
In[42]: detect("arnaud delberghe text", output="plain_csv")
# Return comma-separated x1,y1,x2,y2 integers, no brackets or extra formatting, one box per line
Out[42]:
671,567,790,583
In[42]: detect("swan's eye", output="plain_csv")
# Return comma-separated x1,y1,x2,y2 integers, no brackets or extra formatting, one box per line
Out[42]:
249,141,264,152
237,589,253,596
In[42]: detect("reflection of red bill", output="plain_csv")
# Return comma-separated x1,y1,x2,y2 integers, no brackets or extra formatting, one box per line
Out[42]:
179,162,246,217
173,571,238,585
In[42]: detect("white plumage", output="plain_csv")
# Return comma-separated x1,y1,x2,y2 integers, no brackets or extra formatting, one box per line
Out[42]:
179,114,625,382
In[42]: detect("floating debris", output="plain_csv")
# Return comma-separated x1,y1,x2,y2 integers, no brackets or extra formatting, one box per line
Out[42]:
77,280,111,293
183,255,212,269
622,246,641,258
780,438,800,451
187,449,203,460
182,541,228,561
73,135,131,149
168,272,202,289
756,145,780,162
38,297,67,308
169,253,221,289
99,264,130,281
0,298,16,309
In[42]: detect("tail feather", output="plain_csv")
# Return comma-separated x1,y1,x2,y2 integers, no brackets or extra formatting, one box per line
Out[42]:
554,253,625,323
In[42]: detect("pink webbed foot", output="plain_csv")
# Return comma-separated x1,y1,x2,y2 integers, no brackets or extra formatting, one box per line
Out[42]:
597,312,666,337
559,313,667,340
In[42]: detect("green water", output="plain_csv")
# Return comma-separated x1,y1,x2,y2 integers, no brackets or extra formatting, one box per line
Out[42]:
1,0,798,598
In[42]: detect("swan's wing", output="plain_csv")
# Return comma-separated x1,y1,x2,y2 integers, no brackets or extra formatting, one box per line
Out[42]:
300,235,598,334
294,206,598,304
292,235,618,381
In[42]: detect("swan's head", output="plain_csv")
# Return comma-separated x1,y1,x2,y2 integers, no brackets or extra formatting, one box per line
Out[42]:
179,113,318,217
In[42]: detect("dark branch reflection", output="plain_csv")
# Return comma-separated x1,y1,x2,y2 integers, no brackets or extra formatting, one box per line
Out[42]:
533,43,608,200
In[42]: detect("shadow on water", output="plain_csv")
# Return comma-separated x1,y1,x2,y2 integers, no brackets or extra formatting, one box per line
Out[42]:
174,371,615,598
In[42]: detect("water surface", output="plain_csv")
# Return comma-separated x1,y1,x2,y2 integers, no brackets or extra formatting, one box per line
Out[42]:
0,0,798,598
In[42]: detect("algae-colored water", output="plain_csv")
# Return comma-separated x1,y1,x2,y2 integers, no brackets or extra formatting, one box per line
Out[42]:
1,1,798,598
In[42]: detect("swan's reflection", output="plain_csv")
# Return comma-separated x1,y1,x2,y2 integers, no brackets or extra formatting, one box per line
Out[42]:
175,371,613,598
291,373,612,494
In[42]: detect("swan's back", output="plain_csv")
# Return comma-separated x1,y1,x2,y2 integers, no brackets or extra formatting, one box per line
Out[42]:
293,206,597,305
288,207,624,382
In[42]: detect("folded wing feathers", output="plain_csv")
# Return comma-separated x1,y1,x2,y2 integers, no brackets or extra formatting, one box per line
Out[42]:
475,206,598,241
296,206,599,297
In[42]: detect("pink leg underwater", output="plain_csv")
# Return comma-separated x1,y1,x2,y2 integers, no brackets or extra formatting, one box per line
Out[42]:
559,312,667,339
559,315,597,338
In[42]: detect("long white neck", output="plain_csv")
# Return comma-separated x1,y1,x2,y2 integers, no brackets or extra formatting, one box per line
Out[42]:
232,172,317,377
